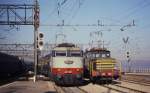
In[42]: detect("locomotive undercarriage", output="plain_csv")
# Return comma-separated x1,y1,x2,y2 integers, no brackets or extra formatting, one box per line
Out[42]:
53,74,83,85
90,76,113,84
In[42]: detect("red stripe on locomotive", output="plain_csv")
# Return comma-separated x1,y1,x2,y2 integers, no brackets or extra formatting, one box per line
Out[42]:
91,69,116,77
52,68,83,75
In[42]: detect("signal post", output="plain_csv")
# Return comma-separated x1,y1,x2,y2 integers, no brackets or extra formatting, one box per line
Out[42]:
33,0,40,82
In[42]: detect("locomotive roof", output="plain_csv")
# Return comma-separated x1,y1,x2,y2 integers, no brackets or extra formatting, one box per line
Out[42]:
53,47,81,51
56,43,75,47
86,48,110,52
53,43,81,51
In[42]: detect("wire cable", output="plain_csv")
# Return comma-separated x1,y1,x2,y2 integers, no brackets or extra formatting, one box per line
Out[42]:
119,0,150,20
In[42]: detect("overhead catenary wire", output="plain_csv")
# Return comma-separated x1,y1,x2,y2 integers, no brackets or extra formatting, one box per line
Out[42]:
118,0,147,18
119,0,150,20
57,0,82,22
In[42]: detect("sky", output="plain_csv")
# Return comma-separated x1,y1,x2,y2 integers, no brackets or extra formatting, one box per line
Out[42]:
0,0,150,62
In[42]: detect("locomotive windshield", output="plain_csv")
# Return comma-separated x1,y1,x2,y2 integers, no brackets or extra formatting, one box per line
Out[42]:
70,51,83,57
55,51,66,56
52,50,83,57
86,50,110,58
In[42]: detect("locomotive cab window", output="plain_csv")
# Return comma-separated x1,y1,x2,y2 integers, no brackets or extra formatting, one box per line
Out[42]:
106,53,110,57
96,53,101,58
55,51,66,56
95,53,99,58
102,54,106,58
86,53,91,58
70,51,83,57
98,50,111,58
105,51,110,57
91,53,96,58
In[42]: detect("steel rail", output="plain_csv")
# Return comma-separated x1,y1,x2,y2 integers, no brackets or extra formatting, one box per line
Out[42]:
122,79,150,86
61,87,88,93
77,87,88,93
53,83,88,93
102,84,147,93
52,83,64,93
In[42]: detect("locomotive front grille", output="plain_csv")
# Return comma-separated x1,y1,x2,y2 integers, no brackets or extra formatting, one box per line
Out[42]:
63,74,74,84
96,64,114,70
94,62,115,70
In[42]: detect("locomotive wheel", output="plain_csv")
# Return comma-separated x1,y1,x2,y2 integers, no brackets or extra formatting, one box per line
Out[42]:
90,77,96,84
108,79,112,84
55,80,63,86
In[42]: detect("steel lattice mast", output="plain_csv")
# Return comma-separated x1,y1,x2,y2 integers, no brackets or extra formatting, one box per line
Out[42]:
33,0,40,82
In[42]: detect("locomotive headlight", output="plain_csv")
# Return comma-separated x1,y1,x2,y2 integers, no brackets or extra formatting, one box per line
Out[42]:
68,70,72,73
108,73,112,76
102,73,106,76
76,69,80,72
57,69,61,71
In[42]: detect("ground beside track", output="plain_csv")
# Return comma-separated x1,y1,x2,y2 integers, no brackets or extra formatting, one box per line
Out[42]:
114,81,150,92
1,73,150,93
0,80,56,93
0,79,150,93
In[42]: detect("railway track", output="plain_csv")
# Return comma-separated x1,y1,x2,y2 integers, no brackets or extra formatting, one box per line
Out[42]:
101,84,147,93
122,79,150,86
62,87,88,93
121,74,150,87
53,83,88,93
122,74,150,83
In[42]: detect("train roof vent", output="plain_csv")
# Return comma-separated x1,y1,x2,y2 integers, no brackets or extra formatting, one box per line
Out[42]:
57,43,75,47
89,47,108,51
